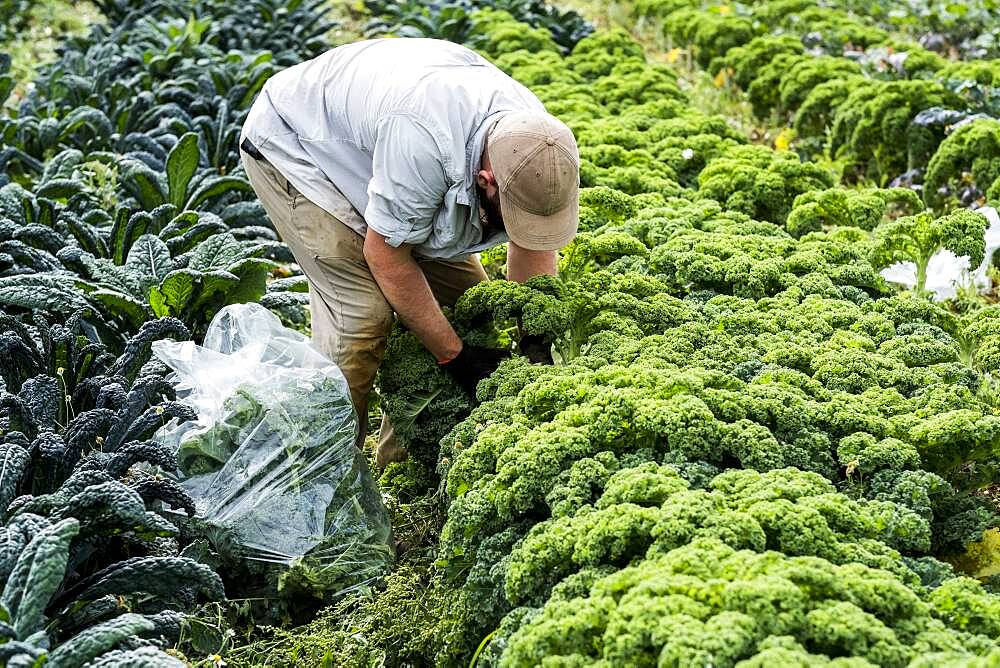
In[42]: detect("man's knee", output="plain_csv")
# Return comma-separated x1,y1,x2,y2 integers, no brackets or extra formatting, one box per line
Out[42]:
319,307,393,415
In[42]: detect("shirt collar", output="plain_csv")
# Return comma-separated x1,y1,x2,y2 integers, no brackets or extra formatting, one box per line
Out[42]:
465,110,509,190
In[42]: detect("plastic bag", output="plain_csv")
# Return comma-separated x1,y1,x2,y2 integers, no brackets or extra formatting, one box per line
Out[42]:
152,303,392,603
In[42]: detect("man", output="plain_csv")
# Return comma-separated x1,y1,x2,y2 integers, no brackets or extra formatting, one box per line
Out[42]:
240,38,579,468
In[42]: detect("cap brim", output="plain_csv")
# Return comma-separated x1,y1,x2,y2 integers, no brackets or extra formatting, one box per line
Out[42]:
501,193,579,251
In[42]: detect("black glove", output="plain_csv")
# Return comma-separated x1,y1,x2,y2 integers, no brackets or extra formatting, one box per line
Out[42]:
441,344,511,398
518,334,554,365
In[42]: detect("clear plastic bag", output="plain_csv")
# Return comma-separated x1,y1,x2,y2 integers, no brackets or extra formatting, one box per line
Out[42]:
152,303,392,603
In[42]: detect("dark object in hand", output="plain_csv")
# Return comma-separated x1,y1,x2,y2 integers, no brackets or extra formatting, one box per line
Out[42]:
519,334,554,365
442,345,511,398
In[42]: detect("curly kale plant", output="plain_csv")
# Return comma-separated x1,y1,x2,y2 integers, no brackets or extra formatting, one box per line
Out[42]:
697,145,835,225
924,119,1000,210
785,187,923,238
376,327,473,480
501,537,1000,667
363,0,592,54
829,79,963,182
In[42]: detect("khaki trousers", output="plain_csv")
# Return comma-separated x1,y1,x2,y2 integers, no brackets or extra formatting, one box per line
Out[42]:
241,149,487,468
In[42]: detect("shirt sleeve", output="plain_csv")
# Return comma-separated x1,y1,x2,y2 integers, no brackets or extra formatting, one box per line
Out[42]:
365,114,449,248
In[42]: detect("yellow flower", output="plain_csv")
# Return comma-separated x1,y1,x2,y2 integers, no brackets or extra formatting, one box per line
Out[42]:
774,128,795,151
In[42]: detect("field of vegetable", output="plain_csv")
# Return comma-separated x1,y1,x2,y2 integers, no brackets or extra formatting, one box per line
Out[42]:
3,0,1000,666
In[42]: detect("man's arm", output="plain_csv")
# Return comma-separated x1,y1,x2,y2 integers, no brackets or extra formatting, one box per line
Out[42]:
363,115,464,362
363,228,463,363
507,241,557,282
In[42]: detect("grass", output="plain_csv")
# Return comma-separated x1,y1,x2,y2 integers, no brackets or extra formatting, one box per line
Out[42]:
2,0,101,106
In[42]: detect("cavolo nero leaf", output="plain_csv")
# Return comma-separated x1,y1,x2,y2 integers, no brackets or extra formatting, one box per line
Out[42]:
166,220,229,256
125,234,173,291
0,442,31,512
197,270,241,306
45,613,155,667
34,179,87,200
0,274,94,312
188,233,244,271
9,518,79,639
158,211,201,242
122,160,166,211
75,256,142,294
166,133,200,209
149,269,199,318
60,106,113,140
89,290,150,329
225,258,276,304
185,175,253,210
121,212,156,258
108,207,132,266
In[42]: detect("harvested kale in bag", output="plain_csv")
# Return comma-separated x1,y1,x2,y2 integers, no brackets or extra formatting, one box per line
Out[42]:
152,304,392,613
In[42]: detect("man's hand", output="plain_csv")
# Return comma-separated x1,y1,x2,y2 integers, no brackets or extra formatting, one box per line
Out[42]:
363,228,462,362
441,344,511,398
518,333,554,364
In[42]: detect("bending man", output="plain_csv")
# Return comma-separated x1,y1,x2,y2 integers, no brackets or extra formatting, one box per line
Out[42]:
240,37,579,468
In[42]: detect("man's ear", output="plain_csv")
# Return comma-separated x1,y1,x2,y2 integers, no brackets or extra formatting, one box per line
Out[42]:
476,169,494,189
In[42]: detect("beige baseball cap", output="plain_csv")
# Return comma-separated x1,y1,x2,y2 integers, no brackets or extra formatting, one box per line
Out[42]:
487,111,579,251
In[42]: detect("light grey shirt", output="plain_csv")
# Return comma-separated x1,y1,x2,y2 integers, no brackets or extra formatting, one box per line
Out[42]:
242,38,546,260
